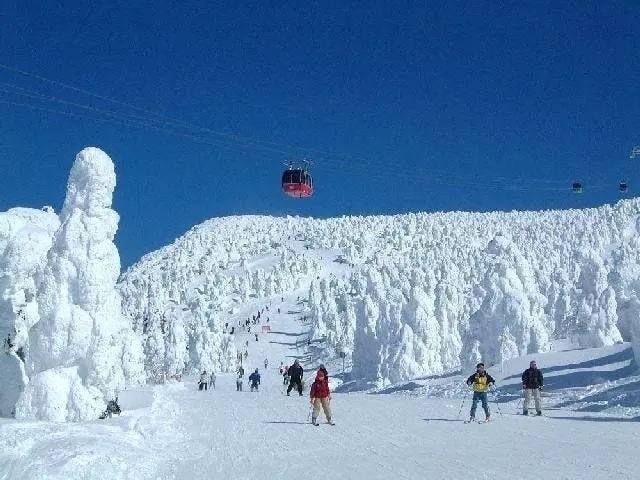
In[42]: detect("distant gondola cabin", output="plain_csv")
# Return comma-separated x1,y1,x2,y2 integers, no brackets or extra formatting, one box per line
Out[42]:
620,181,628,193
572,182,583,193
282,168,313,198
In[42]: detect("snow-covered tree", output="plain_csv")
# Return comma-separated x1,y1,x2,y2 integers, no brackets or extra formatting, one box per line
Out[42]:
0,208,59,417
16,147,144,421
572,250,622,348
461,234,549,370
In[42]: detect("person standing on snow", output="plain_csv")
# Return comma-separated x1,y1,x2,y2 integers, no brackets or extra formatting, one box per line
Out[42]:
521,360,544,415
310,369,334,425
465,363,495,422
264,358,269,369
286,359,304,396
209,371,216,390
236,373,243,391
238,365,245,378
282,365,289,385
249,368,261,392
198,370,209,391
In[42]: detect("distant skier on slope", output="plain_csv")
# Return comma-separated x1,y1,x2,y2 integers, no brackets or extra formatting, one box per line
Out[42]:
465,363,495,422
521,360,544,416
282,365,289,385
209,371,216,390
236,373,243,391
286,359,304,396
198,370,209,391
264,358,269,369
310,369,334,426
249,369,261,392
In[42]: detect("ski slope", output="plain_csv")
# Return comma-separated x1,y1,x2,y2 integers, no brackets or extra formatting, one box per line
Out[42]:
1,284,639,479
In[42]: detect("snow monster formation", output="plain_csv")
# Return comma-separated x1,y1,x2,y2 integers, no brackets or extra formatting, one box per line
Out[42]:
0,208,59,417
15,147,143,421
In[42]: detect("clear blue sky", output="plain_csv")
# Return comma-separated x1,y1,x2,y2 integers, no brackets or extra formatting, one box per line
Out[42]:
1,1,639,267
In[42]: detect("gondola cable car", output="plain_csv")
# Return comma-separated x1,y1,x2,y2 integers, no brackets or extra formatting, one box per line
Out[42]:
281,160,314,198
571,181,583,193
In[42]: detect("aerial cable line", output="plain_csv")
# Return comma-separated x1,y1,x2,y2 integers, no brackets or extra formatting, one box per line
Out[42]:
0,63,565,185
0,62,314,155
0,96,258,157
0,64,589,190
0,82,271,153
0,83,607,192
0,62,623,193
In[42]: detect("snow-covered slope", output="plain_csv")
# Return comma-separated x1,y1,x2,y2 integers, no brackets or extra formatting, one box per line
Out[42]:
0,289,637,479
119,200,640,387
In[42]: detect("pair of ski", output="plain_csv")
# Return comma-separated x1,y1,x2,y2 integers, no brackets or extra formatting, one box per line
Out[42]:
464,419,490,424
312,421,336,426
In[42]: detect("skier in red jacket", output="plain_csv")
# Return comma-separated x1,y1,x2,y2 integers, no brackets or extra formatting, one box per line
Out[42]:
309,369,334,426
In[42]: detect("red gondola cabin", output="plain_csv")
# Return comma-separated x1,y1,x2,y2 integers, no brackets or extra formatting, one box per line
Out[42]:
282,168,313,198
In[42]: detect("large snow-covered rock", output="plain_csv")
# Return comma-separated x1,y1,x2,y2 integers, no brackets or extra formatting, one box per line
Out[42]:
16,147,143,421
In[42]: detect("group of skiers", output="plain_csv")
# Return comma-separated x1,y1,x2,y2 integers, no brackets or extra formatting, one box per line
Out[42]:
194,359,335,425
465,360,544,422
224,306,270,336
197,371,217,391
197,357,543,427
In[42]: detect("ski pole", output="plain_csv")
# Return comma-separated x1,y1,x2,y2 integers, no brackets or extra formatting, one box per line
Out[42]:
456,393,468,420
307,404,313,422
490,387,503,417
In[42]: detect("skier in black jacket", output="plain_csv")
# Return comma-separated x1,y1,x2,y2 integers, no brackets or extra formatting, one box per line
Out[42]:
286,359,304,396
249,369,261,392
521,360,543,415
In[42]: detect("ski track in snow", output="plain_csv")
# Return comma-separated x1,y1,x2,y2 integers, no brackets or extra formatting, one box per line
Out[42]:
1,243,640,479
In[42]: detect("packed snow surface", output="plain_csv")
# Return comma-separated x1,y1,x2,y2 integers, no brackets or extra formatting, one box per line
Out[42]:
0,290,638,479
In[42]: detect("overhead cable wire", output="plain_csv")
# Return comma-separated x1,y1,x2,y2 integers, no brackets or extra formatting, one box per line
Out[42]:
0,62,626,193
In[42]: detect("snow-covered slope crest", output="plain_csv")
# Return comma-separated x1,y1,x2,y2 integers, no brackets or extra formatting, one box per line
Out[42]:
120,200,640,387
10,147,144,421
